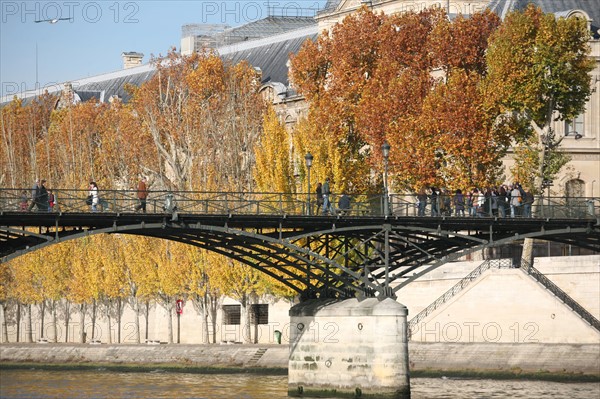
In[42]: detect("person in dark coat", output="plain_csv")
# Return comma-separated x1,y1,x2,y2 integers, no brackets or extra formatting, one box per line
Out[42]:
27,179,40,211
37,180,49,212
338,193,351,215
315,182,323,215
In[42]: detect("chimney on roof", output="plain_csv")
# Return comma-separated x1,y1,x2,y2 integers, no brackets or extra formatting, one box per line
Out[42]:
121,52,144,69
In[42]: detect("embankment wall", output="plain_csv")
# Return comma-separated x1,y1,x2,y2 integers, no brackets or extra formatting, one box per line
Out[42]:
1,342,598,376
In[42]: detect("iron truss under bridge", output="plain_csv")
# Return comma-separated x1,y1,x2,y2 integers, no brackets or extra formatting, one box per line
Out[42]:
1,189,599,299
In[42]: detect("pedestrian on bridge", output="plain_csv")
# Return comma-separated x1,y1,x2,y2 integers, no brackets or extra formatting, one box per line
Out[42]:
89,181,99,212
522,187,534,218
315,182,323,215
322,177,333,215
36,180,49,212
20,190,28,211
338,192,351,215
135,177,149,213
453,189,465,217
27,179,39,211
417,187,427,216
429,187,439,217
497,186,508,217
48,189,56,212
510,184,522,218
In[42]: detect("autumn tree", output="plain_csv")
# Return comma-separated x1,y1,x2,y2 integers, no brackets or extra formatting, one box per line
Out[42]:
95,235,128,344
41,242,71,342
483,4,594,192
93,100,154,189
211,258,270,344
121,235,161,343
147,240,193,343
129,50,264,191
0,261,12,342
187,249,224,344
66,238,104,343
44,99,110,189
253,104,294,194
290,7,503,193
0,93,55,188
483,5,594,265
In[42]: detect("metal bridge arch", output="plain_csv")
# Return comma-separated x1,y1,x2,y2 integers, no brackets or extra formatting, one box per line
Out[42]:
1,213,598,299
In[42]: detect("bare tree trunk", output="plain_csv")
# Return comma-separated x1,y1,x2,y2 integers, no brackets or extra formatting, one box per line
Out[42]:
79,303,87,343
39,301,46,339
209,294,219,344
117,298,122,343
16,303,21,342
132,298,141,344
241,295,251,344
106,300,113,344
64,301,71,343
167,300,174,344
1,302,8,343
51,301,58,343
251,295,258,344
26,304,33,343
145,301,150,341
200,291,209,344
91,300,97,340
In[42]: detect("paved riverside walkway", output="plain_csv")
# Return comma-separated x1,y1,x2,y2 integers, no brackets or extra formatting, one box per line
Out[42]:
1,342,598,377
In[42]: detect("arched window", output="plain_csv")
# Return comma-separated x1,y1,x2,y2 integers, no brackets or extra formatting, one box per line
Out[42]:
566,179,585,198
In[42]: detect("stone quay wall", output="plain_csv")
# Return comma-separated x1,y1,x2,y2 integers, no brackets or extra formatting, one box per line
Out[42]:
1,341,598,376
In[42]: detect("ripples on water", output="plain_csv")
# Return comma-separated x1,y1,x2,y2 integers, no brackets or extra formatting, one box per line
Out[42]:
0,370,598,399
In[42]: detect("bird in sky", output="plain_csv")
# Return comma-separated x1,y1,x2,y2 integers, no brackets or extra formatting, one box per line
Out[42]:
34,17,72,24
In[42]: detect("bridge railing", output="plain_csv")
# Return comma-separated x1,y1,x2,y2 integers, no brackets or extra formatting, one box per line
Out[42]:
521,259,600,331
0,188,598,218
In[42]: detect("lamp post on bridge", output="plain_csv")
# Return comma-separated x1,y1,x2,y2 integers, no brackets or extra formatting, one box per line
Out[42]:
381,141,392,296
305,153,313,216
382,141,391,217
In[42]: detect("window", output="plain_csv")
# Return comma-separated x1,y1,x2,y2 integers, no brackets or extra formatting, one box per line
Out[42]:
222,305,241,325
250,304,269,325
565,114,584,138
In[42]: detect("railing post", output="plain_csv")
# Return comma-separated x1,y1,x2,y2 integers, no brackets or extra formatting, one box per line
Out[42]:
279,193,283,215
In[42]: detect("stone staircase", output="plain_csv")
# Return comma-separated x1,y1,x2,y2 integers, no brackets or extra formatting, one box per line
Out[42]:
407,257,600,338
407,259,512,338
520,259,600,332
246,347,268,366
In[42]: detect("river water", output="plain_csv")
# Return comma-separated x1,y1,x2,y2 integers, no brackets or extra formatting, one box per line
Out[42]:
0,369,598,398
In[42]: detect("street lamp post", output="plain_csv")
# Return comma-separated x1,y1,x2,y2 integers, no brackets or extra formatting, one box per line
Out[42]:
305,153,313,216
381,141,392,296
382,141,391,217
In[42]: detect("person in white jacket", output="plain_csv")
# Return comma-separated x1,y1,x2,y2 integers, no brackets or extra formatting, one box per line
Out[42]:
89,181,99,212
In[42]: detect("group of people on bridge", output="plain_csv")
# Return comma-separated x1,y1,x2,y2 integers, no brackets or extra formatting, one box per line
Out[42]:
18,177,534,218
21,177,150,214
315,177,351,216
417,183,534,218
20,179,55,213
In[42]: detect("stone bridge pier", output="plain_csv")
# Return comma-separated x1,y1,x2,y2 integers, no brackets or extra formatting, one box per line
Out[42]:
288,297,410,398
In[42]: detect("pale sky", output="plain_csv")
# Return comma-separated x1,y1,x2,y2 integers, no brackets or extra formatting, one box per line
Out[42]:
0,0,326,97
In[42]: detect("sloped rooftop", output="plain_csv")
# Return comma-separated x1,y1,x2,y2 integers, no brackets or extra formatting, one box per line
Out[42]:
0,23,317,106
2,0,598,106
215,15,316,46
219,25,318,84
